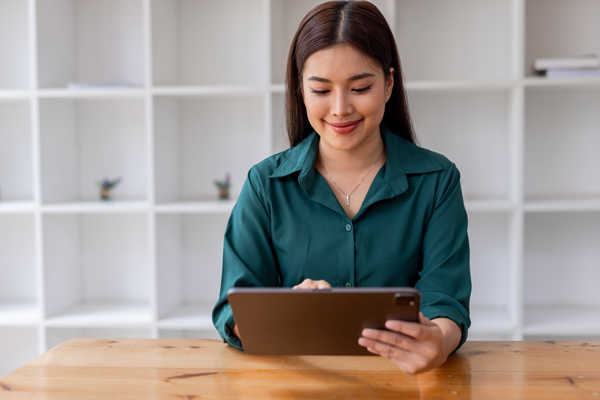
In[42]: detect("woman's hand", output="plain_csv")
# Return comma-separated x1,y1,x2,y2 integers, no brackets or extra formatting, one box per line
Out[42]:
358,313,461,375
292,279,332,289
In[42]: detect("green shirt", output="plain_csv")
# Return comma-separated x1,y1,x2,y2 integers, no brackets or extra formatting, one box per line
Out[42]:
213,125,471,351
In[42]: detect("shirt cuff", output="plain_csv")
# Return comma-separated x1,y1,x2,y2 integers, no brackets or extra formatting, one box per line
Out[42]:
421,306,470,353
219,303,244,351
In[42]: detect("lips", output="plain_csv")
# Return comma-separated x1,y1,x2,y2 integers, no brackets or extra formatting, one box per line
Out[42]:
325,119,363,134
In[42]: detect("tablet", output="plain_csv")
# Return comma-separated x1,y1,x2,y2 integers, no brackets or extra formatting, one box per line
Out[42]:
227,287,420,355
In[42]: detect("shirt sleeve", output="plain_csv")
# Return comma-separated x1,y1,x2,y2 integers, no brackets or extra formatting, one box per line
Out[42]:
416,163,471,352
212,167,280,350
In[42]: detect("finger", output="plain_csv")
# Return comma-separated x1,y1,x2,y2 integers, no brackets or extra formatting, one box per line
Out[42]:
384,319,437,341
293,279,316,289
316,280,332,289
361,328,418,352
358,336,412,361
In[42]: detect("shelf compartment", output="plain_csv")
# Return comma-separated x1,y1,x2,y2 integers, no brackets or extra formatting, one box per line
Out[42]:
157,303,214,330
0,300,39,327
524,306,600,337
269,0,393,84
524,212,600,335
525,87,600,201
525,0,600,77
0,0,30,90
156,214,229,326
154,201,235,214
468,212,517,334
39,97,148,204
0,214,38,324
42,213,151,321
42,201,149,214
0,100,33,202
153,95,267,203
408,90,512,202
151,0,267,86
46,327,150,351
396,0,512,81
0,327,39,378
36,0,145,89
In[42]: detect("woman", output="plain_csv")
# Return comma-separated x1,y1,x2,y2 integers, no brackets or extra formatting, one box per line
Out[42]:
213,1,470,374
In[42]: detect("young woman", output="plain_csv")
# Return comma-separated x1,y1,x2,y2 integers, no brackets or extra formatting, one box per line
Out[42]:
213,1,471,374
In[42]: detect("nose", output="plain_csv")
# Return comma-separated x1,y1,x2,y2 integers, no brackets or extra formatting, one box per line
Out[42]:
331,91,353,118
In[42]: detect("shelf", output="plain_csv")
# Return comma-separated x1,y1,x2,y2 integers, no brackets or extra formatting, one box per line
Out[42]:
45,301,151,328
42,201,149,214
524,196,600,212
405,80,516,92
524,306,600,336
0,301,39,327
525,87,600,200
409,90,512,201
39,97,148,204
38,88,146,99
0,201,35,213
0,101,33,202
151,0,267,86
153,95,267,203
158,303,214,330
152,86,266,97
524,77,600,88
155,201,235,214
0,91,30,100
36,0,145,89
525,0,600,78
396,0,512,81
0,0,30,90
156,214,229,319
46,326,151,351
469,306,514,335
43,213,150,317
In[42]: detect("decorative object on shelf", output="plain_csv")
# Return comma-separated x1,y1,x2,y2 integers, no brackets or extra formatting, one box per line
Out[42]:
97,177,122,201
214,173,231,200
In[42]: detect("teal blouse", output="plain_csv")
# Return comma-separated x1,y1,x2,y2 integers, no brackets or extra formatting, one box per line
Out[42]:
212,125,471,351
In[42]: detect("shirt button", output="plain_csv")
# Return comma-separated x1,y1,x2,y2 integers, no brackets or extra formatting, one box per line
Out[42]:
345,282,352,288
346,224,352,232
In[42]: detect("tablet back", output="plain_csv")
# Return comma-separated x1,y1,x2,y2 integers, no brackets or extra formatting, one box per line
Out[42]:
227,287,420,355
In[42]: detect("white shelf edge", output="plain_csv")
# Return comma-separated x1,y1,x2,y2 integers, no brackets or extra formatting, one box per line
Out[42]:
464,200,516,213
405,80,517,92
524,198,600,212
41,201,150,214
154,201,235,214
523,305,600,336
0,300,40,327
0,201,36,213
157,303,215,330
37,88,147,99
0,90,31,100
524,77,600,88
152,85,267,97
44,301,152,328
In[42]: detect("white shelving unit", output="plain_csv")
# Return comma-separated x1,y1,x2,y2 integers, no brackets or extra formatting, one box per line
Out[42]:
1,0,599,376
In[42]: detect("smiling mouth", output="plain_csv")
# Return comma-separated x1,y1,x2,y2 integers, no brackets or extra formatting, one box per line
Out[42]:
326,119,363,133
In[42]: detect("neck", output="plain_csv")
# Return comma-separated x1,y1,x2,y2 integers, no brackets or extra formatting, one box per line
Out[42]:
318,129,386,175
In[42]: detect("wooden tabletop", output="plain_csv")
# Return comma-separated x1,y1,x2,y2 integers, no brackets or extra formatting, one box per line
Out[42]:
1,339,599,399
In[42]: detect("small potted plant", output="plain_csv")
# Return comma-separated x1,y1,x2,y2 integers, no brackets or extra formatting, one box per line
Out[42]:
97,177,122,201
214,173,231,200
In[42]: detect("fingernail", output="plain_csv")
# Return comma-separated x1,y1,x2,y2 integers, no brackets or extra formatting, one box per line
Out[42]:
358,338,368,346
362,329,373,337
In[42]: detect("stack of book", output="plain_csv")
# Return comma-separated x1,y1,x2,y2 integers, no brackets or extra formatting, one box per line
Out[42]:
534,54,600,78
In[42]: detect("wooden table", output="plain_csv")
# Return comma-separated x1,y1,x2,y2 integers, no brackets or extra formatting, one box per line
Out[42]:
1,339,599,399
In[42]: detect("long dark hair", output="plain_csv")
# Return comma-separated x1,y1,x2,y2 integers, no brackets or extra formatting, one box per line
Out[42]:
285,1,416,148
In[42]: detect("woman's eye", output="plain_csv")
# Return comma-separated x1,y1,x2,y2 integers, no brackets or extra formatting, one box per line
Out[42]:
353,85,372,93
310,89,329,95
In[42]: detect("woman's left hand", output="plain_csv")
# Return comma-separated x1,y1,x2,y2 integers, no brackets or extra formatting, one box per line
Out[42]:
358,313,460,375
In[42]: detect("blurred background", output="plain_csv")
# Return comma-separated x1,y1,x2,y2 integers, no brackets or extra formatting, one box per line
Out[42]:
1,0,600,377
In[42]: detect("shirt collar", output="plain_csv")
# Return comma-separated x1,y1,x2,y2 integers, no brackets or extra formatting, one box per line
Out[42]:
269,125,443,197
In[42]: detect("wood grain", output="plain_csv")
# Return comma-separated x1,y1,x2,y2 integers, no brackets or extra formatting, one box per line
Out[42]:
1,339,599,399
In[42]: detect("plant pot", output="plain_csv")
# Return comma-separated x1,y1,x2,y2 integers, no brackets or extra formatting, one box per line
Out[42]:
218,187,229,200
100,189,112,201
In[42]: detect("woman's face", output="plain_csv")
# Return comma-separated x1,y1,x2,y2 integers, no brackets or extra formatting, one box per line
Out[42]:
302,43,393,153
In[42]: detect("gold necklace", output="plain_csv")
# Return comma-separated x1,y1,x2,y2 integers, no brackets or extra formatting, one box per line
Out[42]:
318,149,384,207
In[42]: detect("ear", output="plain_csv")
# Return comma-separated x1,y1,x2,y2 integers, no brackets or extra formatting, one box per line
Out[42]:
386,67,395,99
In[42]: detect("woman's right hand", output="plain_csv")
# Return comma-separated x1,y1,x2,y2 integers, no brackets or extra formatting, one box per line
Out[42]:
292,279,332,289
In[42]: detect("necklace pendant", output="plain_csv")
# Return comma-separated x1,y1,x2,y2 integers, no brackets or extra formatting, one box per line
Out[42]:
346,195,350,207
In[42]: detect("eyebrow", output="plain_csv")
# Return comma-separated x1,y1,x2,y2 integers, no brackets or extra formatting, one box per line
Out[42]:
307,72,376,83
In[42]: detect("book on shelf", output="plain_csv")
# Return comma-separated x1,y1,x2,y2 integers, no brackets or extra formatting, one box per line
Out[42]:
534,54,600,72
545,68,600,79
